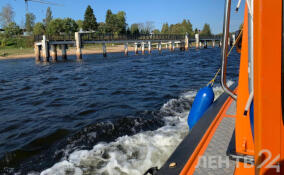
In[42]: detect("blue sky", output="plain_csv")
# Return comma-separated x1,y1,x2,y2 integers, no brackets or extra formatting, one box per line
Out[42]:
0,0,244,34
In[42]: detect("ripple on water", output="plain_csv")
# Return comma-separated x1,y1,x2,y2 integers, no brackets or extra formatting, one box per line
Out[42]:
0,49,239,174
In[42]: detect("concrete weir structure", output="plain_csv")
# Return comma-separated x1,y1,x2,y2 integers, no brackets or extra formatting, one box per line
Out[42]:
34,32,225,62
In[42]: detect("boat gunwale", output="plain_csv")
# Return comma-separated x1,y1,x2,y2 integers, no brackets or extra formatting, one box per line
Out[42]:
156,84,237,175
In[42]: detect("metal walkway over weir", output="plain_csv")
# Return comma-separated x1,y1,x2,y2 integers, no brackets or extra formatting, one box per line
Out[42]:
33,33,235,63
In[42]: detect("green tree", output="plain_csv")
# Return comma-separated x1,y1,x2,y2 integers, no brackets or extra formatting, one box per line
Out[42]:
164,19,193,35
46,18,63,35
97,22,106,33
161,23,169,34
83,5,98,31
137,22,153,34
126,27,131,35
130,23,140,35
62,18,78,34
116,11,127,34
33,22,45,35
0,4,14,27
76,20,83,30
181,19,193,36
194,28,199,34
200,23,212,36
4,22,21,36
152,29,160,34
44,7,53,27
25,13,36,33
105,10,127,34
105,9,113,33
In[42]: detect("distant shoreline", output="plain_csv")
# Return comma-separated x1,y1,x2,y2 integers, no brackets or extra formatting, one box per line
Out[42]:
0,45,140,60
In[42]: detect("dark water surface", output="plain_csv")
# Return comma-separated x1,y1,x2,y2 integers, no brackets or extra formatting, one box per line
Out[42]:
0,48,239,174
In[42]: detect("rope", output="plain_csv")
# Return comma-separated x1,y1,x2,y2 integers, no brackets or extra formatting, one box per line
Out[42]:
208,29,243,86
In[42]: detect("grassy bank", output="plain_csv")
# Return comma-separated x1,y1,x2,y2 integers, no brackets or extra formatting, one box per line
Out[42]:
0,47,34,57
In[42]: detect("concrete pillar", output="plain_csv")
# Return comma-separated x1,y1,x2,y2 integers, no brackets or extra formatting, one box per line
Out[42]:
212,40,215,48
148,41,152,54
41,35,49,62
50,44,57,62
135,43,138,55
124,42,128,56
195,33,199,48
61,44,67,60
185,34,189,50
75,32,82,60
141,42,145,55
158,42,162,54
102,43,107,57
34,44,40,62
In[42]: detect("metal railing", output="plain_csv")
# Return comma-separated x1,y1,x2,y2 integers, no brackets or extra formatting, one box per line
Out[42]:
80,33,186,41
199,35,222,40
34,33,188,42
221,0,237,100
33,33,223,43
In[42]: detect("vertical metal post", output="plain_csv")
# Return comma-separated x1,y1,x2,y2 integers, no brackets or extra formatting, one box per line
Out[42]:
221,0,237,100
248,0,254,93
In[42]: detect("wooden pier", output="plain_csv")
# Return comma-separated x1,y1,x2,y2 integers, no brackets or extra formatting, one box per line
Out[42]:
33,33,226,62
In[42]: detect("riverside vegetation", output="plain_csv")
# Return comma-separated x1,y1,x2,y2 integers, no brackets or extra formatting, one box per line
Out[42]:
0,4,213,57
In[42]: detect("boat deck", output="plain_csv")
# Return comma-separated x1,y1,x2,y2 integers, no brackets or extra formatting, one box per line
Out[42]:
194,100,236,175
156,88,238,175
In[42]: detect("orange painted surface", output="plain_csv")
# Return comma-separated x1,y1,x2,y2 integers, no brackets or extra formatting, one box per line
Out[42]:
254,0,283,174
179,96,235,175
234,162,255,175
234,5,255,156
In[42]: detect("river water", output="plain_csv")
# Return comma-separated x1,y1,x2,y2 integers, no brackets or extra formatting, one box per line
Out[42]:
0,48,239,175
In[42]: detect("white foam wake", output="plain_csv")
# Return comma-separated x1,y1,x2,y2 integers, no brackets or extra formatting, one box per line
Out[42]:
38,81,234,175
